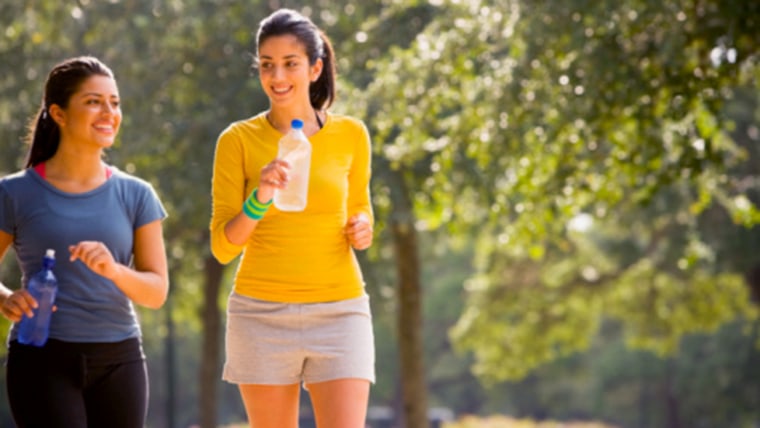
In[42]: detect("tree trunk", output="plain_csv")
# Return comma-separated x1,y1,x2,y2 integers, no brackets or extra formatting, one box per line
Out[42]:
389,170,429,428
199,255,224,428
663,359,681,428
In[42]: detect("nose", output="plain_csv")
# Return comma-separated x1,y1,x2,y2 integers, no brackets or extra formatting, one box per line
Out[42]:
272,65,285,80
102,102,119,115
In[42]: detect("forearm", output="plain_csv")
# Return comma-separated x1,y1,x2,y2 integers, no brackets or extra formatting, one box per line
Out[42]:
211,189,265,262
97,220,168,309
0,282,12,306
224,212,260,246
109,264,168,309
211,207,261,263
0,232,13,306
0,281,26,322
222,187,274,246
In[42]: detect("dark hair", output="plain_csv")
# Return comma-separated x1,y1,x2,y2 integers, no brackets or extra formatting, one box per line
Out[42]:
25,56,114,168
255,9,336,110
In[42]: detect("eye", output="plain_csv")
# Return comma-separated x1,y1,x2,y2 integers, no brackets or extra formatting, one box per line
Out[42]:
286,61,299,68
111,100,121,108
86,99,101,105
260,62,273,69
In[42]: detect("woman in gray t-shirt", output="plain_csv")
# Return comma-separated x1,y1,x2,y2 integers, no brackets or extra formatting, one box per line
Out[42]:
0,56,169,428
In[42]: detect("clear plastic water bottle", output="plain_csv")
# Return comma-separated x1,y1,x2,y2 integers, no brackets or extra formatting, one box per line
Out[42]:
17,249,58,347
274,119,312,212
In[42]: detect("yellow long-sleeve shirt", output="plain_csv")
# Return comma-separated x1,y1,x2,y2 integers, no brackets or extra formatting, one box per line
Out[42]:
210,112,373,303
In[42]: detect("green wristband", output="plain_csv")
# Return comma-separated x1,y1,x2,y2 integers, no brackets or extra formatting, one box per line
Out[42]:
242,188,273,220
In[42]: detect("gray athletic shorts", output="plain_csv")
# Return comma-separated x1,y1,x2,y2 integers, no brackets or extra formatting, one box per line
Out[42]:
222,292,375,385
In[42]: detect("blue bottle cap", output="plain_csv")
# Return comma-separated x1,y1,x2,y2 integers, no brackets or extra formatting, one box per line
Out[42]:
291,119,304,129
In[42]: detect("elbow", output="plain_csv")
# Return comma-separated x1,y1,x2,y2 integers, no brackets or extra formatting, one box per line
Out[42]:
145,279,169,310
211,246,235,265
144,299,166,310
210,228,241,265
154,286,170,309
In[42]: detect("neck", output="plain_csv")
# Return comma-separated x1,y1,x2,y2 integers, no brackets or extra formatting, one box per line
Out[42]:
267,106,323,136
45,144,105,181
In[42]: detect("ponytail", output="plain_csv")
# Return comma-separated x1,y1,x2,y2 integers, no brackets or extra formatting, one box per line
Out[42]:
24,105,60,168
310,32,336,111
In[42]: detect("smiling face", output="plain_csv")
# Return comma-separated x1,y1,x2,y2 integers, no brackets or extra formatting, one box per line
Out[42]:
50,74,121,150
258,34,323,109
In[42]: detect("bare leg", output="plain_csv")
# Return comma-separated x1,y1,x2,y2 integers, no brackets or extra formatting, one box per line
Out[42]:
307,378,370,428
238,383,301,428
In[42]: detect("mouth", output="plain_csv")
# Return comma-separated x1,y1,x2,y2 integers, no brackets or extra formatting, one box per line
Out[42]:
94,123,116,135
271,85,293,96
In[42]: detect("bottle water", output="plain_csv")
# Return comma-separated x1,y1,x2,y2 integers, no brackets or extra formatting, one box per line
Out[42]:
274,119,312,211
17,249,58,347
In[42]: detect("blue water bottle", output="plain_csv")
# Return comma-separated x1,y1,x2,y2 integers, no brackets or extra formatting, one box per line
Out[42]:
17,249,58,347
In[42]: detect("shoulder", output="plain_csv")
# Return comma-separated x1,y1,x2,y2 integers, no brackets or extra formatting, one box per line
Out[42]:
219,113,268,139
325,114,370,143
105,168,166,222
108,168,165,213
327,114,367,132
108,167,158,193
1,169,35,182
0,169,38,191
216,113,274,157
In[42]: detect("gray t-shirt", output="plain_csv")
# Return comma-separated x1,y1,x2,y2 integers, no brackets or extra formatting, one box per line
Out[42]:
0,167,167,343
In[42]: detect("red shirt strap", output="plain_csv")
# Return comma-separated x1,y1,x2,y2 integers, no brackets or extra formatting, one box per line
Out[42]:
33,162,46,178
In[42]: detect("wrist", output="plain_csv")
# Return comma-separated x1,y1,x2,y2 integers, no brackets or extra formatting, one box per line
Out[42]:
255,188,274,204
103,263,125,283
243,188,273,220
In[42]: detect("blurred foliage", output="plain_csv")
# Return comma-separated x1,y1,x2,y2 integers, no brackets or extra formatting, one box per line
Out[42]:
350,0,760,384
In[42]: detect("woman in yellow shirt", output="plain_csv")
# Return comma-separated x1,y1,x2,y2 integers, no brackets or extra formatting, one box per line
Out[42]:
209,8,375,428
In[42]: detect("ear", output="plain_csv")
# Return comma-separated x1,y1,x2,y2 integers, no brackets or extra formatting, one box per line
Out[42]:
48,104,66,127
310,58,323,82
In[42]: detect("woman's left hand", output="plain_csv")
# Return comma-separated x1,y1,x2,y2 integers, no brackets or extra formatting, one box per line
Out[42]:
69,241,121,280
345,213,373,250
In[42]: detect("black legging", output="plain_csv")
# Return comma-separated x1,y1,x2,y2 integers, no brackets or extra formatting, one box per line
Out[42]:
6,338,148,428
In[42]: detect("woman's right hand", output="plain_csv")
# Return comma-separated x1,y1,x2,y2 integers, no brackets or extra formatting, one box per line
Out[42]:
225,158,291,244
257,158,291,203
0,289,38,323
